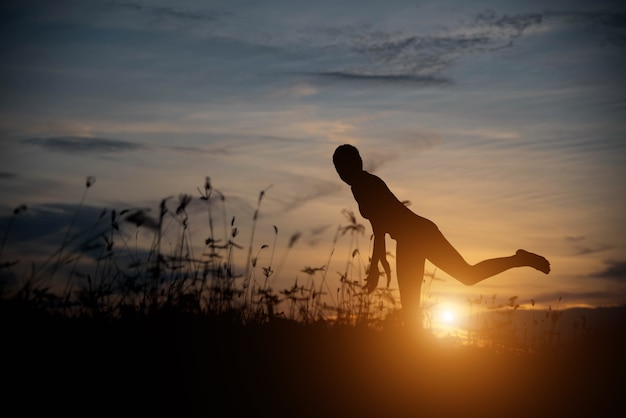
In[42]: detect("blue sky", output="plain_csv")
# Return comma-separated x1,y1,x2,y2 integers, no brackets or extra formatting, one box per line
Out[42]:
1,0,625,312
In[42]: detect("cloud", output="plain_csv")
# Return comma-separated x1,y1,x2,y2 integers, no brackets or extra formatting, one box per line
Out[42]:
310,30,482,80
452,290,613,308
470,10,544,48
563,235,613,256
274,82,318,98
162,134,310,160
22,136,143,154
573,244,614,256
305,224,333,247
302,8,625,83
0,172,17,179
543,10,626,47
593,260,626,283
0,203,109,251
314,71,452,85
564,235,586,242
316,11,542,76
108,0,229,25
301,11,544,80
94,5,535,85
271,176,342,213
166,145,229,155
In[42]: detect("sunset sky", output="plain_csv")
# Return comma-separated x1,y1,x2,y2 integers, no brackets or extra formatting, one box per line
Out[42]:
1,0,625,316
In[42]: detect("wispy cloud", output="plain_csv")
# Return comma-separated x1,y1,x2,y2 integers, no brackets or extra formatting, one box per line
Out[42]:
298,8,626,83
544,10,626,47
564,235,614,256
0,203,107,248
314,71,452,85
278,178,342,213
525,290,624,307
469,10,544,48
22,136,143,154
293,10,542,81
305,224,334,247
593,260,626,283
99,5,548,83
108,0,230,25
165,145,230,155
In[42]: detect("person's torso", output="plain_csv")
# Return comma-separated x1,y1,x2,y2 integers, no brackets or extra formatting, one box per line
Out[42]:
351,172,415,237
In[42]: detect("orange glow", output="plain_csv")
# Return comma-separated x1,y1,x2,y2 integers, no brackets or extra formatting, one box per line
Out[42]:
428,303,468,342
441,308,455,324
434,303,462,326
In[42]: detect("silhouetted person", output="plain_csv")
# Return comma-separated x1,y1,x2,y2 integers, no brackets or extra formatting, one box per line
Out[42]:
333,144,550,331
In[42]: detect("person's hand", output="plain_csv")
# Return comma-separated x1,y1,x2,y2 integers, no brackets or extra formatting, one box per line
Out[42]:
381,258,391,288
363,266,380,294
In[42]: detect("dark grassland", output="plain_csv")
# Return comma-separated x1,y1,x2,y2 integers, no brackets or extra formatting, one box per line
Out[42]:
2,178,624,417
5,306,625,418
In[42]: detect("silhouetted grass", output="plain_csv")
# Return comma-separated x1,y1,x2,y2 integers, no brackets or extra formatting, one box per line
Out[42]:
0,177,405,327
1,177,624,418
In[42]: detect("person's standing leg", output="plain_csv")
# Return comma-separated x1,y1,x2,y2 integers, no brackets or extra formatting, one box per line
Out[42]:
396,240,426,332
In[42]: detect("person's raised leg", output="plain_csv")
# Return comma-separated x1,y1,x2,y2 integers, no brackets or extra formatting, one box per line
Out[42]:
426,227,550,286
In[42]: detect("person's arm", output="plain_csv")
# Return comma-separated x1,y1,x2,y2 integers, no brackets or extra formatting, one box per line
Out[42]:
351,173,393,293
364,222,391,293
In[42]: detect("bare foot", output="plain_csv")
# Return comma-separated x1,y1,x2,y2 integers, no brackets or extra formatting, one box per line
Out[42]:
516,249,550,274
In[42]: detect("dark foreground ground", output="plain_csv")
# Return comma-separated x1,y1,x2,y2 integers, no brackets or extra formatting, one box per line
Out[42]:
4,307,625,418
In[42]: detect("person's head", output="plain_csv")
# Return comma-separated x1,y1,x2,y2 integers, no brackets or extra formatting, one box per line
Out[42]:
333,144,363,185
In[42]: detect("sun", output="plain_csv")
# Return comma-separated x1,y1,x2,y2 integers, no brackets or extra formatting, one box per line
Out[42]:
441,309,455,324
435,304,461,327
430,304,467,341
430,303,467,339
